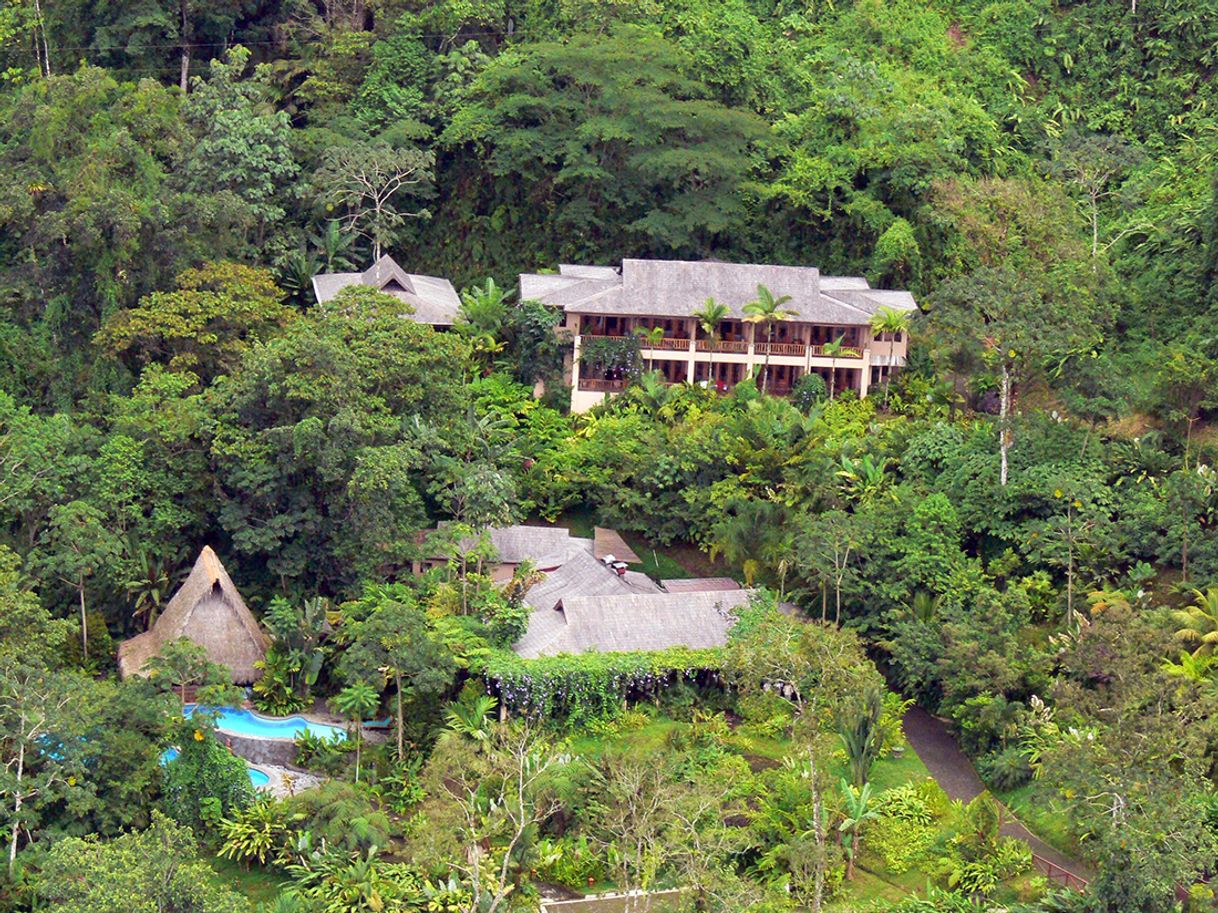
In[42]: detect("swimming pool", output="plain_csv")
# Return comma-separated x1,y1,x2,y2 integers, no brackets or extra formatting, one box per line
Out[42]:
184,705,346,741
159,747,271,789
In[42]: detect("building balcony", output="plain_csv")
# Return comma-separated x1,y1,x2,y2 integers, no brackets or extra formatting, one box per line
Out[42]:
580,334,864,360
578,377,629,392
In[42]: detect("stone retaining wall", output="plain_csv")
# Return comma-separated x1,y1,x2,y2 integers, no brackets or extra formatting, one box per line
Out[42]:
222,732,299,768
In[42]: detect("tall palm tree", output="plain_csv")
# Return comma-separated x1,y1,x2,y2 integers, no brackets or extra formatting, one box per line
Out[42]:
1174,587,1218,656
823,335,846,400
333,683,379,783
868,307,911,407
743,284,796,394
692,297,729,388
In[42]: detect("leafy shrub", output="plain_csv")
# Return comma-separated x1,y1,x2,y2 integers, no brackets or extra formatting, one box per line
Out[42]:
535,835,607,888
867,815,938,874
218,797,297,867
161,722,253,836
978,745,1033,791
283,781,393,853
294,730,350,773
875,782,934,826
792,372,827,412
735,692,793,737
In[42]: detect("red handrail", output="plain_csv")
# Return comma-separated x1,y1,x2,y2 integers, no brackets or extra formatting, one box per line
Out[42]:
1031,853,1088,892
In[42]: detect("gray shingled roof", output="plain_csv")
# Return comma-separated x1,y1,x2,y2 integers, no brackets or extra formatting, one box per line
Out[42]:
312,255,462,325
434,524,581,567
514,589,752,658
518,259,917,326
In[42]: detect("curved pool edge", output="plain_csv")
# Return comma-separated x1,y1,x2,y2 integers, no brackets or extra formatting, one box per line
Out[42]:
185,704,348,743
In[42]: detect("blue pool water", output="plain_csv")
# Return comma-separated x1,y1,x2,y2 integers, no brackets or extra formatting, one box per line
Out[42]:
159,747,272,789
184,705,346,741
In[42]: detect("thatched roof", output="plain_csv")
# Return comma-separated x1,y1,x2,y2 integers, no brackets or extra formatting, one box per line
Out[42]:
117,546,269,685
514,589,752,658
519,260,918,326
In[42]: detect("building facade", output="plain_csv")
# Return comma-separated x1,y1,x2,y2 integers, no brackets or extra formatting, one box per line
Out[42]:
520,259,917,413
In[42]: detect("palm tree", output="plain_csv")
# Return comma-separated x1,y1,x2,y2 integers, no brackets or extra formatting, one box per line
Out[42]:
692,297,729,388
444,694,498,751
868,307,911,407
333,683,379,783
743,284,796,394
838,779,879,881
823,335,846,400
1174,587,1218,656
634,324,665,374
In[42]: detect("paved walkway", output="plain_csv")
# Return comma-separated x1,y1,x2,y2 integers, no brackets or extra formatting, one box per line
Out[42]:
902,706,1093,884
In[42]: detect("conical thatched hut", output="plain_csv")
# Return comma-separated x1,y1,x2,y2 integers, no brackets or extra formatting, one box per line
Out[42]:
118,546,269,685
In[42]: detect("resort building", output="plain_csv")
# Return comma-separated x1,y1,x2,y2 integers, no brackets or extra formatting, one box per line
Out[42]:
421,523,750,658
117,546,269,685
311,254,462,327
519,259,918,413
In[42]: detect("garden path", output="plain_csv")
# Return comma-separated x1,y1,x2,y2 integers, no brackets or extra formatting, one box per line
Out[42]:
901,706,1093,885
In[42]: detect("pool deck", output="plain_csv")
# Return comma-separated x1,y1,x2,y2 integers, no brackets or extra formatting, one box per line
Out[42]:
251,763,324,798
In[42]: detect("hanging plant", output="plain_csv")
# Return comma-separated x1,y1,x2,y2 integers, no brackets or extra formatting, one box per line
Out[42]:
481,646,721,726
579,335,642,379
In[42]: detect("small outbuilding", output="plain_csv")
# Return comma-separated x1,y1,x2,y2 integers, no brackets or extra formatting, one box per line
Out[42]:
117,546,269,685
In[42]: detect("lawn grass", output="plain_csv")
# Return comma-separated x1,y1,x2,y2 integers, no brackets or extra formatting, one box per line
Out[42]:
864,749,935,793
566,718,684,758
548,506,597,539
209,856,285,905
623,534,695,580
829,863,926,910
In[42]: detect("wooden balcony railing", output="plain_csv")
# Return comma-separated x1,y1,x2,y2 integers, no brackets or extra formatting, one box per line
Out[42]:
808,344,863,359
695,339,750,353
755,341,808,357
648,337,693,351
579,335,865,360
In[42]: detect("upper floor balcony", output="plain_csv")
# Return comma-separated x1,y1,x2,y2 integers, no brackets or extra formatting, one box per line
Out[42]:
580,334,864,360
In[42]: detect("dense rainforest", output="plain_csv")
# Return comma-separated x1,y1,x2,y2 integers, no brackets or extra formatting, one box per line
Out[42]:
2,0,1218,910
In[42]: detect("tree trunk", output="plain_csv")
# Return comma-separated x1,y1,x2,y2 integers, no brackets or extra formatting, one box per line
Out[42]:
179,45,190,92
1183,522,1190,582
829,360,836,401
179,0,190,93
78,580,88,661
999,362,1011,487
32,0,50,77
847,830,859,880
1066,513,1075,628
834,576,842,626
809,748,826,913
883,336,895,405
1090,201,1099,260
394,673,405,764
8,741,23,874
762,324,773,394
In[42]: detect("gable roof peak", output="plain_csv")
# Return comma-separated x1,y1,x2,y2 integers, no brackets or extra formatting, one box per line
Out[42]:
362,254,415,295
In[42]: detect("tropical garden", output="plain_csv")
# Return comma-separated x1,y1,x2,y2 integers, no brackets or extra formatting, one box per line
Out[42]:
3,0,1218,909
